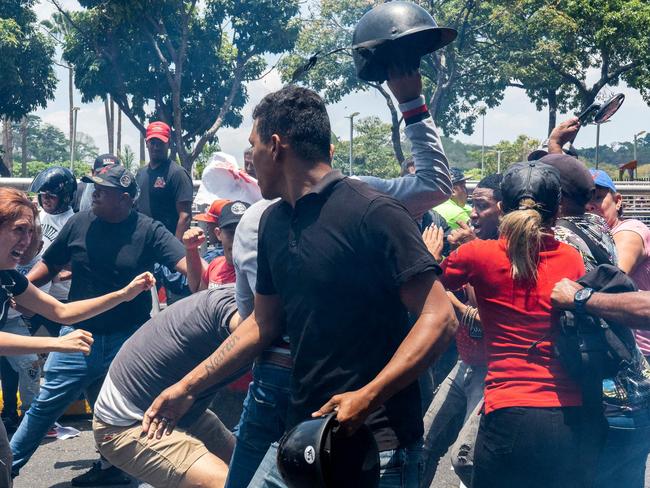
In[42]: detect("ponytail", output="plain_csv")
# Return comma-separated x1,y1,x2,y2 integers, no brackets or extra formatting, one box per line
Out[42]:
499,198,547,283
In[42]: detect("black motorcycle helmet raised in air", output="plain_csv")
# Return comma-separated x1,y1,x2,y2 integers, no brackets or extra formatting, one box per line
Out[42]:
352,1,457,82
29,166,77,214
277,413,380,488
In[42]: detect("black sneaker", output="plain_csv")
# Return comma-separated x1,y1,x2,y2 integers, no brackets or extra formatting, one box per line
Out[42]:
70,462,131,486
1,415,20,435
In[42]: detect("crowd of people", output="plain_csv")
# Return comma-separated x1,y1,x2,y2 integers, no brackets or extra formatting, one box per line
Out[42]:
0,66,649,488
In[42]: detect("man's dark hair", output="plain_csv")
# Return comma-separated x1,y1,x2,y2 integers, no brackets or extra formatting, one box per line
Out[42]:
252,85,331,163
476,173,503,202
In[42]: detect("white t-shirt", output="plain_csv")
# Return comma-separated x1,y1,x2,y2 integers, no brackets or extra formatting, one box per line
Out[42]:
39,208,74,300
94,372,144,426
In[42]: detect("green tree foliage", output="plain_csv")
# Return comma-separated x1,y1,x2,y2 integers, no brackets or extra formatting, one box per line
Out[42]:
333,116,404,178
278,0,509,163
24,159,91,178
62,0,300,171
488,0,650,130
467,134,540,175
0,0,57,120
9,115,98,166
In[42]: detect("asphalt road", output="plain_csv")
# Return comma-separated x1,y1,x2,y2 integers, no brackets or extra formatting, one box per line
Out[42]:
11,417,460,488
11,415,650,487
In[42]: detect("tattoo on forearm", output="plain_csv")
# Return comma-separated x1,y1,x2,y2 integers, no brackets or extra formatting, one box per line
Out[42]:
204,334,240,375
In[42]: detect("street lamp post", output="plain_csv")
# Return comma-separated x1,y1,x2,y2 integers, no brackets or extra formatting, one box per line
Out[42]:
634,130,646,162
476,104,487,177
345,112,360,176
595,123,601,169
496,150,503,174
70,107,80,171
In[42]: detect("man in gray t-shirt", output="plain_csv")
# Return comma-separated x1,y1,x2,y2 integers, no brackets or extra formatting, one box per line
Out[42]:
92,287,241,488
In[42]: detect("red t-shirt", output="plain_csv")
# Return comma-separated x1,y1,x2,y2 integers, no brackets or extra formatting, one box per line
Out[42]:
201,256,236,289
440,237,585,414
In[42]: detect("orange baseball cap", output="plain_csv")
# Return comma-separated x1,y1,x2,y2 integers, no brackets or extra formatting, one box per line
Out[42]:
194,199,231,224
146,121,171,143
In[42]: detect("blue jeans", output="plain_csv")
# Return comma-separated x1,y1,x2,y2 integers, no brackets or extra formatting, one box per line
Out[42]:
225,362,291,488
594,408,650,488
247,441,423,488
1,316,41,411
10,325,137,474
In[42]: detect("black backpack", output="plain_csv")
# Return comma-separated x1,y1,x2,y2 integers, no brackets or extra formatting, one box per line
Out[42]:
554,264,637,409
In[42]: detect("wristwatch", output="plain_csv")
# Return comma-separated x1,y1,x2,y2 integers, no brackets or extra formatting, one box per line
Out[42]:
574,287,594,315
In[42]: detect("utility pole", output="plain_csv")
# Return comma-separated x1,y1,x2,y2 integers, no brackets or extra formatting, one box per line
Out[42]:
345,112,359,176
477,105,487,177
496,150,503,174
634,130,646,162
70,107,80,172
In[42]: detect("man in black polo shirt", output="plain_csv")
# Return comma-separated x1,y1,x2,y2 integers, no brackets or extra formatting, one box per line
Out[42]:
13,165,188,485
143,72,457,487
136,121,194,240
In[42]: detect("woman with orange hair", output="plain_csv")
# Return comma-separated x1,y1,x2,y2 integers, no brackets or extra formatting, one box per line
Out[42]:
0,187,154,486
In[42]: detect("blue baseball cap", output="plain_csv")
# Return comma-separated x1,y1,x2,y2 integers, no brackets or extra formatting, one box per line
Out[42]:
590,169,617,193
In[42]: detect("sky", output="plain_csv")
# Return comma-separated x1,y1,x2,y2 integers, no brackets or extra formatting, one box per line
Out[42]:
34,0,650,168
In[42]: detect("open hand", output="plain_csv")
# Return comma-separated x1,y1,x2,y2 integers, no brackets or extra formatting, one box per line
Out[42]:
122,272,156,302
142,382,196,439
54,329,93,355
422,225,444,262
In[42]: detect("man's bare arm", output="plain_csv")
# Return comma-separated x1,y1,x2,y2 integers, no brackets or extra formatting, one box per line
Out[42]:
142,293,284,438
552,278,650,330
174,201,192,241
586,292,650,330
26,261,61,288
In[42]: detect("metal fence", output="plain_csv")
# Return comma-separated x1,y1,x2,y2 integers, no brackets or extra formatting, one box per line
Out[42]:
3,177,650,225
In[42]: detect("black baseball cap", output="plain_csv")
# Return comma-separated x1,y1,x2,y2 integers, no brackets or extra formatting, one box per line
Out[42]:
501,161,561,218
539,153,595,207
450,167,466,184
219,200,250,229
93,153,121,171
82,165,138,197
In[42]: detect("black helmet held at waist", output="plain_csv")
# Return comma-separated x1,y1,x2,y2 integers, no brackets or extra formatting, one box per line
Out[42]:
277,413,380,488
352,1,457,82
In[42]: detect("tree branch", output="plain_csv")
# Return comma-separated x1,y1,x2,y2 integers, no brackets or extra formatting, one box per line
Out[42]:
190,57,248,162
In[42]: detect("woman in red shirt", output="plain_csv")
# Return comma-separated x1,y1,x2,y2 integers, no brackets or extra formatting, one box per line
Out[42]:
440,162,606,488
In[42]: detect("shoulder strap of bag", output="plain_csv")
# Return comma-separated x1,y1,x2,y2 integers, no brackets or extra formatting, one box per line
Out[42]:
557,218,612,266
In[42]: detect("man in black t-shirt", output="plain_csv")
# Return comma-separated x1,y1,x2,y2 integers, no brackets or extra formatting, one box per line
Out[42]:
143,75,458,487
12,165,188,484
136,121,193,240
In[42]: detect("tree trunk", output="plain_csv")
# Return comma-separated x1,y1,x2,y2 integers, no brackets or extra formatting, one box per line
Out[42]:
547,89,558,136
2,117,14,176
69,67,74,158
372,84,405,164
140,133,146,166
104,97,114,153
20,116,28,177
116,108,122,157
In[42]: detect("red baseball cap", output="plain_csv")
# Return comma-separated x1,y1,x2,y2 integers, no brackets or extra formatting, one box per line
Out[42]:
194,199,231,224
146,121,171,143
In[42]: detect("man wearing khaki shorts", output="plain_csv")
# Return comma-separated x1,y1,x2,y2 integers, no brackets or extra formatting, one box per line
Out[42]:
92,287,243,487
